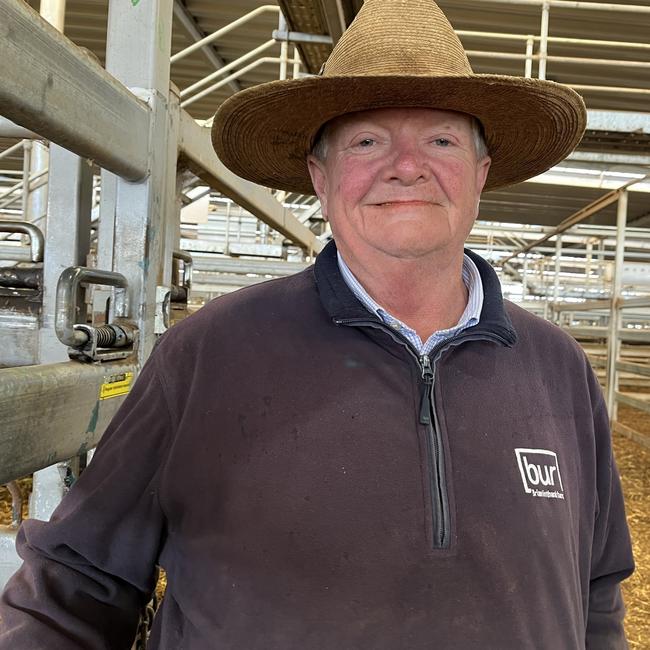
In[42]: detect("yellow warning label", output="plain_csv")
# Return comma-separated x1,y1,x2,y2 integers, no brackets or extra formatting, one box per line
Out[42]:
100,372,133,400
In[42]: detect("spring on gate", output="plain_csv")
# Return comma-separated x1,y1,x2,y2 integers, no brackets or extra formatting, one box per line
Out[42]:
94,324,127,348
94,325,117,347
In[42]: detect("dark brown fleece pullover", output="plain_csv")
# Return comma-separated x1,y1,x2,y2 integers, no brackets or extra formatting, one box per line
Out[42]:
0,242,634,649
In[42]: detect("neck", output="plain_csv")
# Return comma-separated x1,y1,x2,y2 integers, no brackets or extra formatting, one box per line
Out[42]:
339,245,469,342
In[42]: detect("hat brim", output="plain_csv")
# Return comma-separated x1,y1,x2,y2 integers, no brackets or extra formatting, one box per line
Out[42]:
212,74,587,194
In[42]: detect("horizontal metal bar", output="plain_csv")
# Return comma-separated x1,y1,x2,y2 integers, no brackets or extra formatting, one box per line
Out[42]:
474,0,650,13
612,420,650,450
458,29,650,51
618,296,650,309
0,360,138,484
272,30,333,44
466,50,650,69
586,109,650,134
616,361,650,378
616,391,650,414
0,0,150,181
565,326,650,343
552,298,612,312
178,111,323,254
188,254,308,276
570,84,650,95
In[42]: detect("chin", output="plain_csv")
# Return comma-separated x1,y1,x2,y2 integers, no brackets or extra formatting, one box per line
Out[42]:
377,238,451,260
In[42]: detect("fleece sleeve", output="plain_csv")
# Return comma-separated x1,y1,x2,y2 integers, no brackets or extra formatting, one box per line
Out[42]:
0,352,174,650
585,379,635,650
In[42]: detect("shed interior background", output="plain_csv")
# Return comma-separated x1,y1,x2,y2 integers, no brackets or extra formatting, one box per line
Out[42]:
0,0,649,647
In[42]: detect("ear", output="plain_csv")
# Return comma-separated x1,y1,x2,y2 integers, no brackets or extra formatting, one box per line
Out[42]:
307,155,329,220
475,155,492,194
474,156,492,218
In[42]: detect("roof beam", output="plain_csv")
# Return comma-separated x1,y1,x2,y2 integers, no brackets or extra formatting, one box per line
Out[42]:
319,0,347,44
178,111,323,254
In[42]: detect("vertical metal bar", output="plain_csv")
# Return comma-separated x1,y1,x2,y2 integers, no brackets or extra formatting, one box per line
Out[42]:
279,14,288,81
225,200,231,250
100,0,176,362
21,140,32,216
293,45,301,78
521,256,528,297
40,0,67,31
540,259,549,319
26,0,72,530
585,240,593,287
553,234,562,308
606,191,627,420
38,145,93,364
25,0,68,228
525,36,534,78
539,1,550,80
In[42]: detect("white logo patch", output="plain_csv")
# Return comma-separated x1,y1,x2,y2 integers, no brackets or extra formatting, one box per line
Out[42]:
515,448,565,500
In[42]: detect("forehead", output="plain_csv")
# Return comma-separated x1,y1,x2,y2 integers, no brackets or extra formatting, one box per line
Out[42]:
325,107,474,137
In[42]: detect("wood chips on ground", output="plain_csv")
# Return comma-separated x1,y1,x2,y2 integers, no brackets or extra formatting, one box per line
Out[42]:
617,404,650,650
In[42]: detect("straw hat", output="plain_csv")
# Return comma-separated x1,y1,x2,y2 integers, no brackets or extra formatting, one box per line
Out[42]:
212,0,587,194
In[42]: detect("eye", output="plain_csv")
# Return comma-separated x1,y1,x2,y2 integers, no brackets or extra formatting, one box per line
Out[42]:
433,137,452,147
356,138,375,148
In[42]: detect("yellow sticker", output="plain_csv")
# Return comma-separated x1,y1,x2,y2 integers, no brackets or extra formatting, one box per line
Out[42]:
100,372,133,400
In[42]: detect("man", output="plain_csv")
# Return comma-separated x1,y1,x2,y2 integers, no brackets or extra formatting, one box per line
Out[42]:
0,0,634,648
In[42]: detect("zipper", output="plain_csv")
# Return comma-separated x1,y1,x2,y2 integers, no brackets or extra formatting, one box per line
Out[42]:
334,317,510,550
418,352,449,548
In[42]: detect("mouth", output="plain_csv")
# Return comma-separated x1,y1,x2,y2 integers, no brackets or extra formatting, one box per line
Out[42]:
374,200,432,207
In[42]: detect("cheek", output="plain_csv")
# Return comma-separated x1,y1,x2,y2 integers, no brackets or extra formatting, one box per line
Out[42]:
435,159,480,202
332,161,378,207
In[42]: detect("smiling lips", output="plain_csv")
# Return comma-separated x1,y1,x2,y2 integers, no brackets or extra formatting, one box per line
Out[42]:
373,200,433,207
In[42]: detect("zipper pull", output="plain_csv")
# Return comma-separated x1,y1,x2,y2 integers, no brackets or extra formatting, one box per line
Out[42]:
419,355,434,425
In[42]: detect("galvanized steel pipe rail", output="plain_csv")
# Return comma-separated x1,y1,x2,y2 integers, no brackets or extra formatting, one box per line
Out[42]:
0,0,150,182
474,0,650,12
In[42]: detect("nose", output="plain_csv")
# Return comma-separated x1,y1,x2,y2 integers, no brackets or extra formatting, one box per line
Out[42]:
385,142,429,185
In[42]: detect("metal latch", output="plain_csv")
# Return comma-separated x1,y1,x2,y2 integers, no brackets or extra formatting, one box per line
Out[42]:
155,251,193,334
55,266,138,362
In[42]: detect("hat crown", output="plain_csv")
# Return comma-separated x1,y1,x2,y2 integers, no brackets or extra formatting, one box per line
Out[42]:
323,0,473,77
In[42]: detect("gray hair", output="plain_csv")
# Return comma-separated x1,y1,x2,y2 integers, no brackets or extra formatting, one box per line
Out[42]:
311,115,489,161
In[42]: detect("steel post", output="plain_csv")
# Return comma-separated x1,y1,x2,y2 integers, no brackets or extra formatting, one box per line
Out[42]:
521,256,528,296
524,36,534,78
539,1,550,80
101,0,176,362
38,145,93,364
553,234,562,308
279,14,289,81
606,191,628,420
21,140,31,216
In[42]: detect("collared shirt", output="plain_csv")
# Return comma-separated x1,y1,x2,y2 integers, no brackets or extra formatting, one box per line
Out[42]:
337,251,484,355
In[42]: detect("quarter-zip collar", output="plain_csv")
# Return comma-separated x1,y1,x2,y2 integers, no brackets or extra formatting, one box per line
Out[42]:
314,239,517,347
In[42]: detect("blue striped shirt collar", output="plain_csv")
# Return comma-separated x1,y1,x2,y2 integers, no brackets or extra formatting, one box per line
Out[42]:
337,251,484,354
